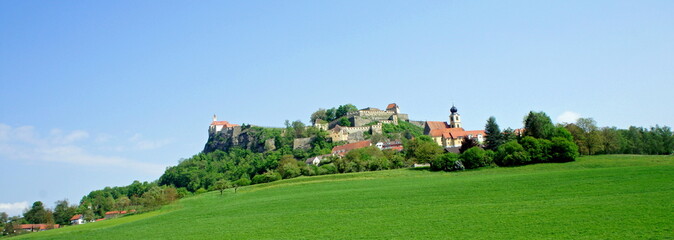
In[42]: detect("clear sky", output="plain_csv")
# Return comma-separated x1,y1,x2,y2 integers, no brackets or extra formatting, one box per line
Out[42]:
1,0,673,216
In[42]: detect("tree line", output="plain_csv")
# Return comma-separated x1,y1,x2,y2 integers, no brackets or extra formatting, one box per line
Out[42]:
564,118,673,155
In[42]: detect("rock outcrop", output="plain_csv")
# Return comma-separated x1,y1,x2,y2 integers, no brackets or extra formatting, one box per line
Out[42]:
203,126,275,153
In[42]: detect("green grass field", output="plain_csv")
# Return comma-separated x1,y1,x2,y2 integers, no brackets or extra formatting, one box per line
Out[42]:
12,155,674,239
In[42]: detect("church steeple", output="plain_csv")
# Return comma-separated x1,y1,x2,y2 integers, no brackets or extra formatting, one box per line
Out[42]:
449,105,461,128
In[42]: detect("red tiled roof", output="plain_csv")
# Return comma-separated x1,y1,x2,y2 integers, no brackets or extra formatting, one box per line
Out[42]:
429,127,465,137
425,121,449,130
386,103,397,109
70,214,82,221
436,129,486,139
332,141,371,155
105,211,120,215
211,121,239,128
19,224,60,230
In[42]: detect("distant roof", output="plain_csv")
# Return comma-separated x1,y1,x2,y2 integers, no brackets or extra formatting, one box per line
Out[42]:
361,107,381,111
18,224,60,230
105,211,120,215
332,141,371,155
386,103,397,109
425,121,449,130
211,121,239,128
70,214,83,221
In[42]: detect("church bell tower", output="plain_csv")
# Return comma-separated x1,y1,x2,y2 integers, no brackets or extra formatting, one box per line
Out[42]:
449,105,461,128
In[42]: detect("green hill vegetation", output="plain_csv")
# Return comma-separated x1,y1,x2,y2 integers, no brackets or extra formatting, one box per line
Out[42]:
10,155,673,239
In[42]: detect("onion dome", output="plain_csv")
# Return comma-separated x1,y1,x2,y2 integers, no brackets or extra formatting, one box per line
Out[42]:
450,105,458,113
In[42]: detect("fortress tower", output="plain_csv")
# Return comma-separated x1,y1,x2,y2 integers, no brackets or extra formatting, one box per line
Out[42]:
449,105,462,128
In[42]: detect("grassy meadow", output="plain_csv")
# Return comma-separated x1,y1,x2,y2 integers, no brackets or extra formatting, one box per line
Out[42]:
12,155,674,239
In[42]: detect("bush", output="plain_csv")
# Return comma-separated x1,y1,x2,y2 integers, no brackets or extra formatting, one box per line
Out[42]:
318,163,338,175
367,157,391,171
252,171,282,184
519,136,552,163
460,147,493,169
495,140,531,166
194,188,208,195
550,137,579,162
279,163,301,179
301,165,318,176
431,153,463,171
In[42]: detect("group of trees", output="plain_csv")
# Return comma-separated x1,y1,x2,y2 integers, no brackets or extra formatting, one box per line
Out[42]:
565,118,673,155
0,199,79,236
72,181,181,223
421,111,581,172
310,104,358,125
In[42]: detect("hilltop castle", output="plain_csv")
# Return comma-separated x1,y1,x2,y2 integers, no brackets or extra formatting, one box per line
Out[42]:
314,103,418,143
207,103,486,152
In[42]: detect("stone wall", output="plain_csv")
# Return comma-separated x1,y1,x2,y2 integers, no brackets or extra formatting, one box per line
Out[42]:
293,137,314,150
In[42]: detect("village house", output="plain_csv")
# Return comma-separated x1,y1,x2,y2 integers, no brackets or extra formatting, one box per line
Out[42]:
70,214,85,225
304,154,331,166
375,140,404,151
331,140,372,156
16,224,60,232
424,105,486,148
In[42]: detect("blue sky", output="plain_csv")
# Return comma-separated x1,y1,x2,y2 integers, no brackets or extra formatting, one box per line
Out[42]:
1,1,672,216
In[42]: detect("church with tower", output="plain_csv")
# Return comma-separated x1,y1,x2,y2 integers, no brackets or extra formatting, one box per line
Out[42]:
424,105,486,149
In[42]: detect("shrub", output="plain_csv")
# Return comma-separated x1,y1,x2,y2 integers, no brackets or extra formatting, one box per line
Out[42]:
318,163,338,175
495,140,531,166
279,163,301,179
194,188,208,195
301,165,318,176
252,171,282,184
460,147,493,169
519,136,552,163
431,152,463,171
550,137,579,162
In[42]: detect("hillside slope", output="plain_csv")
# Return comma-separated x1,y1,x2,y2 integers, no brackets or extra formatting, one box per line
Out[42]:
14,155,674,239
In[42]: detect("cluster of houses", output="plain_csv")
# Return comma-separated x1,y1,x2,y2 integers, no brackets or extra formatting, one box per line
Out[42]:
13,224,61,233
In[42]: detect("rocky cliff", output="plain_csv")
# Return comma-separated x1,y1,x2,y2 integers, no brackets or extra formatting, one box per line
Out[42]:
203,126,276,153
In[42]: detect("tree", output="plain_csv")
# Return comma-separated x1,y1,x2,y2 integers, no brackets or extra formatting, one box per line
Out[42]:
550,137,579,162
404,136,443,164
0,212,7,225
336,104,358,119
24,201,51,224
337,117,351,127
291,120,307,138
460,147,493,169
310,108,327,124
233,177,251,193
53,199,78,225
431,152,464,171
325,108,337,122
576,118,605,155
495,140,531,166
524,111,555,139
519,136,552,163
484,116,504,151
213,179,232,195
459,137,478,153
0,212,7,234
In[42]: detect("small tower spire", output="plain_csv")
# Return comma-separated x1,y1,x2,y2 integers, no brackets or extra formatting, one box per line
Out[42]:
213,114,217,122
449,105,461,128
